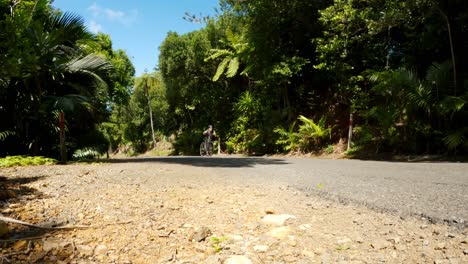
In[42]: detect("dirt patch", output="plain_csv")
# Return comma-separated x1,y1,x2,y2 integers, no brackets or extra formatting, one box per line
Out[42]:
0,162,467,263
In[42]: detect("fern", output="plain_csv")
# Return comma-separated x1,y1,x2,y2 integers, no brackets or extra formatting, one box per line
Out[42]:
0,131,15,142
443,128,468,150
407,83,433,113
274,122,297,151
72,147,104,160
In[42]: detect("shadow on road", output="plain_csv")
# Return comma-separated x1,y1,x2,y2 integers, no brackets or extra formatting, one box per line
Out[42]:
98,156,290,168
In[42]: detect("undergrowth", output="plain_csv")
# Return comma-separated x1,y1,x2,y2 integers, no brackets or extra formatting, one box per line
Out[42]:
0,156,57,168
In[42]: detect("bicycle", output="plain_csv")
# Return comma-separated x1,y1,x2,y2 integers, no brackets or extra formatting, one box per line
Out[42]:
200,136,214,156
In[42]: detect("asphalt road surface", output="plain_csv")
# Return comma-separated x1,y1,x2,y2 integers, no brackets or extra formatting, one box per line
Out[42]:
111,156,468,227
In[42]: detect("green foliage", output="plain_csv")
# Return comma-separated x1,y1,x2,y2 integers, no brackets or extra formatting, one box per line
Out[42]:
274,115,331,153
0,156,57,168
443,128,468,151
226,92,270,154
323,145,334,154
72,148,104,160
173,130,204,155
274,122,298,152
0,131,15,142
0,1,135,158
210,236,226,253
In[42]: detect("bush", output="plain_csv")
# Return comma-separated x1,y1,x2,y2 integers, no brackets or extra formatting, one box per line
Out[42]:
274,115,331,153
0,156,57,168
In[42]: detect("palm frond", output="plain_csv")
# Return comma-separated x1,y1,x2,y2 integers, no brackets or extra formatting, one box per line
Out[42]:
407,83,433,113
426,61,452,90
44,94,91,112
67,54,112,72
443,127,468,150
226,57,240,78
438,96,466,114
0,131,15,142
204,49,233,61
48,11,93,43
212,57,230,81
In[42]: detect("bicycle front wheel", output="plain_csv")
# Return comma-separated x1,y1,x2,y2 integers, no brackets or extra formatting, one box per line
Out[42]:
200,142,206,156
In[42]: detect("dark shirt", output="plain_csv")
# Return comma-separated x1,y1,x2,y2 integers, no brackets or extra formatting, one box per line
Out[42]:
203,129,216,140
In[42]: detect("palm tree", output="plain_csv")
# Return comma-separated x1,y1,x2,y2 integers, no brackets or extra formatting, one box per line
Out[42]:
135,72,161,149
1,2,114,156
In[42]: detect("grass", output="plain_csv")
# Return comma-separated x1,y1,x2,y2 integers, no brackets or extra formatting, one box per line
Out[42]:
336,244,350,251
149,149,172,156
323,145,334,154
0,156,57,168
210,236,226,253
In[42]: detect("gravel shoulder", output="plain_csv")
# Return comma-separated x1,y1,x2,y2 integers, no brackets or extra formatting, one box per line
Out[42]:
0,156,467,263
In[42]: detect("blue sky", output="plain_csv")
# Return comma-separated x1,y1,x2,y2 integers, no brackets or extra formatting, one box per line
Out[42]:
52,0,220,77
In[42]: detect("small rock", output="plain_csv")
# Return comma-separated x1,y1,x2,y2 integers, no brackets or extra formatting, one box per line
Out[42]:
42,240,59,251
420,224,428,229
299,224,311,230
434,242,446,250
205,255,222,264
264,208,275,214
463,249,468,255
224,255,253,264
283,255,297,262
13,240,27,250
189,227,212,242
226,234,243,241
261,214,296,226
253,245,269,253
446,233,456,238
387,237,401,244
336,238,352,245
268,226,292,239
371,239,392,250
94,244,108,255
423,240,430,246
395,244,407,251
287,239,297,247
1,208,13,214
0,221,9,237
77,245,94,256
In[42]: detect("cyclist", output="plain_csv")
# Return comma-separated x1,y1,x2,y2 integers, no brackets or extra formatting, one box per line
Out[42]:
203,125,216,141
200,125,216,156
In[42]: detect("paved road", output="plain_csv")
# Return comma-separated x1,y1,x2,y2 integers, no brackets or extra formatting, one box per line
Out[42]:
112,156,468,227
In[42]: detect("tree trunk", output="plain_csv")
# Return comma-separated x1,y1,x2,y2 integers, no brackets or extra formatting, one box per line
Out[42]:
145,79,157,149
438,8,457,95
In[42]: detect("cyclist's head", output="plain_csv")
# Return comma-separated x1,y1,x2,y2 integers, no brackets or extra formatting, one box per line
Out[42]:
208,125,213,130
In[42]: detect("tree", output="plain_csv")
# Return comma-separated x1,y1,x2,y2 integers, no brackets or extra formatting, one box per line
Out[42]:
0,0,121,157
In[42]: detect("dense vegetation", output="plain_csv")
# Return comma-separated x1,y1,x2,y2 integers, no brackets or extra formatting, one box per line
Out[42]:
0,0,135,159
159,0,468,156
1,0,467,159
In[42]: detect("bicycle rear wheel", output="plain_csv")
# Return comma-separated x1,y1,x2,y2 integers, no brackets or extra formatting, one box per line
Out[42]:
206,142,214,156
